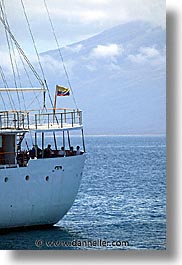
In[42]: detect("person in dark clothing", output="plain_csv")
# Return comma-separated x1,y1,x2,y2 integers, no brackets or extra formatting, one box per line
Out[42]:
44,144,53,158
29,146,36,159
29,145,42,159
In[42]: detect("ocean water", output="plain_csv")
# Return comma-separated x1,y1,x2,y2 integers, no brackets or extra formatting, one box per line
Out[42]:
0,136,166,250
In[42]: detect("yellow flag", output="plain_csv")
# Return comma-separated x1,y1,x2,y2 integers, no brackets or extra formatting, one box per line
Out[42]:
56,85,70,96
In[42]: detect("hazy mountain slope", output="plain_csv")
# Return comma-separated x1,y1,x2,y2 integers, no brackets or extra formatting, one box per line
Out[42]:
41,21,165,135
0,21,165,135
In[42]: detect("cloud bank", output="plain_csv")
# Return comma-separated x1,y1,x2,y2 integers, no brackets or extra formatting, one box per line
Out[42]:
91,44,123,60
0,0,166,53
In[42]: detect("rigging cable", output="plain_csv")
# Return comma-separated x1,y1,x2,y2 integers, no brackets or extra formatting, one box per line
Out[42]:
0,12,48,136
1,0,28,110
20,0,59,125
0,1,21,110
0,91,6,110
0,0,41,112
20,0,46,84
2,0,40,113
0,1,34,145
0,15,45,89
0,67,7,110
0,65,16,110
43,0,78,110
16,48,42,109
20,0,55,110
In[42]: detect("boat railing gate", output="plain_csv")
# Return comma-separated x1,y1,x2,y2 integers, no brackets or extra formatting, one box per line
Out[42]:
34,109,82,129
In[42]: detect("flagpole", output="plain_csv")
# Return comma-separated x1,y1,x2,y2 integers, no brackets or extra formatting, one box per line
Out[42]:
53,85,70,123
53,86,57,123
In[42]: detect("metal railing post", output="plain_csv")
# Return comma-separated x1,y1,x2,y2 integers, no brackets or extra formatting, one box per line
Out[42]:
64,109,66,123
6,111,9,128
71,112,74,127
27,112,30,129
61,113,63,128
17,112,20,128
79,111,82,125
14,113,16,128
73,109,76,124
35,114,37,129
22,114,25,129
81,128,86,152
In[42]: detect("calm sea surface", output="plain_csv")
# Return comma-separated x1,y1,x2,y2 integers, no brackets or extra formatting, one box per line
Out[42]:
0,136,166,250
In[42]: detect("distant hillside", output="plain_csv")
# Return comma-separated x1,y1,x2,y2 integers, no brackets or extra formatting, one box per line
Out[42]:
0,21,165,135
41,21,166,135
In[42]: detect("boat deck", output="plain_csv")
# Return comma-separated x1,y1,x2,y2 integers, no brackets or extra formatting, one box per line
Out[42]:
0,109,83,132
29,123,83,132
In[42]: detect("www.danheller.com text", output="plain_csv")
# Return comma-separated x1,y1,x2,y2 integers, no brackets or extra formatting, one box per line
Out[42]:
35,239,129,248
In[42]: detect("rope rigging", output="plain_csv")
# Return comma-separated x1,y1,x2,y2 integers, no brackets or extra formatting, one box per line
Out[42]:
20,0,46,85
0,1,42,112
43,0,78,110
0,15,45,89
16,47,42,110
0,65,16,110
0,0,82,150
20,0,56,111
19,0,59,120
0,67,7,110
0,1,22,110
0,0,39,146
0,0,53,120
0,0,78,116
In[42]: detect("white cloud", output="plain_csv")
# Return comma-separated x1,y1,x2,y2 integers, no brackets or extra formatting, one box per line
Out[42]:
0,0,165,52
47,0,165,27
76,0,111,5
39,55,60,72
91,44,123,60
128,46,163,64
39,55,76,77
86,63,97,72
139,47,160,58
0,50,29,75
73,10,107,23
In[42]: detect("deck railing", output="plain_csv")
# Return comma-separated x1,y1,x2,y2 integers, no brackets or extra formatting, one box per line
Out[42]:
34,110,82,129
0,111,29,130
0,109,82,130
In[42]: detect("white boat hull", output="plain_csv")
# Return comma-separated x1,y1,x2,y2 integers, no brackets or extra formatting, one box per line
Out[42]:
0,154,86,229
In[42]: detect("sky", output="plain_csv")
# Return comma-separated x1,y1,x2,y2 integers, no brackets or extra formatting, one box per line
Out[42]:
0,0,166,134
0,0,166,53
